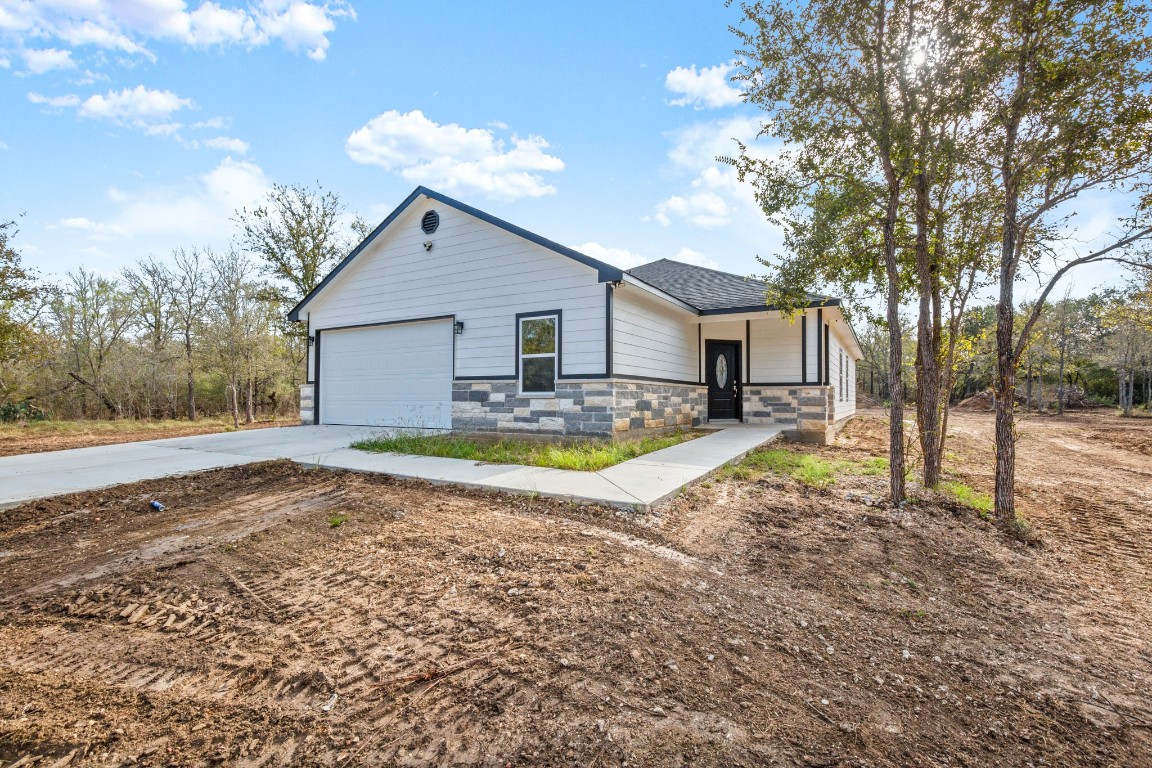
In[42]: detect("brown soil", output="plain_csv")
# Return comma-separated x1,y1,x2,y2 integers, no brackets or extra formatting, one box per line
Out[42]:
0,411,1149,766
0,418,299,457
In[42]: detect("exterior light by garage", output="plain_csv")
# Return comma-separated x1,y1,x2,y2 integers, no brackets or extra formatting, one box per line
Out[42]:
307,335,315,347
454,320,465,335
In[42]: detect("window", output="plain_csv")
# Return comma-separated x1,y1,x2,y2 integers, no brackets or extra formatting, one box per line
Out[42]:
519,314,558,395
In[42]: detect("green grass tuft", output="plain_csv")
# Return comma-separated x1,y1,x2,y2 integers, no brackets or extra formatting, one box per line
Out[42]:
352,431,699,472
328,513,348,528
940,481,994,515
734,448,886,488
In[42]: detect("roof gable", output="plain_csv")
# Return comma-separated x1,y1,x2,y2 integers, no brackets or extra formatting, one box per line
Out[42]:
288,187,625,321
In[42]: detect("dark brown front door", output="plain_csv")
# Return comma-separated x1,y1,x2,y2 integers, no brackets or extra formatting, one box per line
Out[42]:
706,340,741,420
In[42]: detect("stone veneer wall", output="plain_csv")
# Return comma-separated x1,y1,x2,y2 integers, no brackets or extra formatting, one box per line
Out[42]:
742,385,835,439
452,379,705,438
299,384,314,425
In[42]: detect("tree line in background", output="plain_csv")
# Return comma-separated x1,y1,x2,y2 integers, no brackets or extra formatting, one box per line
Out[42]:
857,280,1152,416
728,0,1152,527
0,184,363,427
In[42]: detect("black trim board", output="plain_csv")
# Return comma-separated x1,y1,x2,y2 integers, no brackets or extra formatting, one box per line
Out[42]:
605,284,613,378
313,330,321,424
748,381,807,387
454,375,518,381
801,315,808,384
745,320,751,384
816,309,823,385
698,299,840,316
824,323,831,386
288,186,625,321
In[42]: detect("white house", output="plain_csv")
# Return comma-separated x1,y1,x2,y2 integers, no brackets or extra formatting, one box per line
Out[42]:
289,187,862,443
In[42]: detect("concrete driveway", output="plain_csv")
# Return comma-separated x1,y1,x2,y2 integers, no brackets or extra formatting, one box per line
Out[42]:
0,425,386,509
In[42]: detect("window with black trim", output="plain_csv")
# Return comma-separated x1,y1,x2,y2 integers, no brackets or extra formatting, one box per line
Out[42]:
519,315,557,395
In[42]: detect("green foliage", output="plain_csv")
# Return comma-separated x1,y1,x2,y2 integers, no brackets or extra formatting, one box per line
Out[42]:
0,401,47,422
352,431,700,472
328,513,348,528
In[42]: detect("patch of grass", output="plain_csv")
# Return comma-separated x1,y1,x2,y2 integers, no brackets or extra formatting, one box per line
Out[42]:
352,430,700,472
328,513,348,528
898,608,930,621
0,416,287,438
734,448,887,488
940,481,994,517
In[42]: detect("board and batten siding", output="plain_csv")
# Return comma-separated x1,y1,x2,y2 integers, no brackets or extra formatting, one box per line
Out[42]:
611,286,699,382
304,201,607,379
826,321,856,421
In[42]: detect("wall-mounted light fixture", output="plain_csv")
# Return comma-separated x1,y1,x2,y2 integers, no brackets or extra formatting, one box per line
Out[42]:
423,241,434,252
454,320,465,335
307,335,315,347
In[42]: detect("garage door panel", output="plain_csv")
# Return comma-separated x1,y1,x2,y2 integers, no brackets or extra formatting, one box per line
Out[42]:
319,320,453,428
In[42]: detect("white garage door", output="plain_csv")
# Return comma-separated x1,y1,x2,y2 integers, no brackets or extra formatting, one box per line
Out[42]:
319,319,453,428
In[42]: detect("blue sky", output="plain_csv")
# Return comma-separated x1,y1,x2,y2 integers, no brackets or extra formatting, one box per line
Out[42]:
0,0,1134,298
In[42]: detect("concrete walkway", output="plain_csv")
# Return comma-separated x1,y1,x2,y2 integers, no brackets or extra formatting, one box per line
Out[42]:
0,424,782,512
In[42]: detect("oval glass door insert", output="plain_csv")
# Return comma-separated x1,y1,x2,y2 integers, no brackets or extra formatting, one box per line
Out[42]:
716,354,728,389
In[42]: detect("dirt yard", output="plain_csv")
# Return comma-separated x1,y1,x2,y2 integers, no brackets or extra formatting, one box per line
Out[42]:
0,410,1149,766
0,418,299,458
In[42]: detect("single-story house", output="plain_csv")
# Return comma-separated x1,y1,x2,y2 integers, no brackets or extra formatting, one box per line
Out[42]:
289,187,861,443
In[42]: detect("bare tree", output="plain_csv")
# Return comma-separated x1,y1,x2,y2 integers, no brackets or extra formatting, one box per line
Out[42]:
170,248,215,421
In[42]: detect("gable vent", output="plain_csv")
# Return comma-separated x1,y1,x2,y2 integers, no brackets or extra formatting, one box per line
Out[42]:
421,210,440,234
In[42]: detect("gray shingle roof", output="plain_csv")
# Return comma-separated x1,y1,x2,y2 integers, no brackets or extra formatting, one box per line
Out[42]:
626,258,835,313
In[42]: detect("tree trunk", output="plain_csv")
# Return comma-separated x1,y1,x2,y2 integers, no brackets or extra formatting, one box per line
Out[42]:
913,170,942,488
994,175,1019,523
882,185,906,505
245,377,255,424
185,336,196,421
229,381,240,429
1056,344,1067,415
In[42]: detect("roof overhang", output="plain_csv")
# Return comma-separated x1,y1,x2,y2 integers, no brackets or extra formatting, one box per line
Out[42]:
287,186,626,322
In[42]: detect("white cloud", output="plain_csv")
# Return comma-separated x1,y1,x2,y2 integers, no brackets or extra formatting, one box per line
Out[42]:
665,61,743,109
22,47,76,74
0,140,8,150
193,117,228,130
346,109,565,200
654,192,730,229
575,242,648,270
0,1,354,64
672,247,720,270
79,85,193,126
651,116,778,231
60,157,270,247
203,136,249,154
28,91,81,108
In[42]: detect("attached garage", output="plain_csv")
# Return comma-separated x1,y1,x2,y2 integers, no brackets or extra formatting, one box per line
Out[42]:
317,318,453,428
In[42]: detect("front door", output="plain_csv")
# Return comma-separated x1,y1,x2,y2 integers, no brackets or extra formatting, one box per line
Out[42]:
706,340,741,420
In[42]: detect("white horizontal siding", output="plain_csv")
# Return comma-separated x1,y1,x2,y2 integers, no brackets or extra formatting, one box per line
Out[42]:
749,315,803,383
612,287,698,382
306,201,606,378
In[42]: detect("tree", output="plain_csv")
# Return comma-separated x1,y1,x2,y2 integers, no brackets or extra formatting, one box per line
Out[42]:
170,248,215,421
49,269,134,417
729,0,981,502
0,218,43,397
982,0,1152,523
122,256,179,418
208,250,266,428
234,183,357,309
